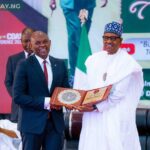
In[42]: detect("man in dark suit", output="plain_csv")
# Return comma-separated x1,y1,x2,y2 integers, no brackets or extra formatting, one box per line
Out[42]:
4,27,34,123
13,31,69,150
50,0,96,86
50,0,108,86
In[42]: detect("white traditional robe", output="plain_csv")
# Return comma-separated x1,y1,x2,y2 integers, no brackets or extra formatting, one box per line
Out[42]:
78,49,144,150
0,120,21,150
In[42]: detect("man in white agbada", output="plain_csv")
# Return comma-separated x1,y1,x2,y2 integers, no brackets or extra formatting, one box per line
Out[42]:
78,22,144,150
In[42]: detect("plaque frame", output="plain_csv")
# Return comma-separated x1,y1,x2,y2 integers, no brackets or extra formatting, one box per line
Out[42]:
51,87,86,107
51,85,112,107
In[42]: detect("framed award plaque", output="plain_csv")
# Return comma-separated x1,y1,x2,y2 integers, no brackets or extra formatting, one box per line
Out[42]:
51,87,86,107
82,85,112,106
51,85,112,107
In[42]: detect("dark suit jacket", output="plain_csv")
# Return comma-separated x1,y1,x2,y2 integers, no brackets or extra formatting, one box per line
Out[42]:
13,55,69,134
5,51,25,122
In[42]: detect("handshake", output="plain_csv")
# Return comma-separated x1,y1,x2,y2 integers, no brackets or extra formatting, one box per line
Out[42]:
50,86,112,112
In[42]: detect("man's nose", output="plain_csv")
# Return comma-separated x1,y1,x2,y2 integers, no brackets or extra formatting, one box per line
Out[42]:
26,42,30,48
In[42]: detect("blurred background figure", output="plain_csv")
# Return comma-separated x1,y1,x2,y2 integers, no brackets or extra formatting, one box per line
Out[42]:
5,27,34,123
49,0,108,87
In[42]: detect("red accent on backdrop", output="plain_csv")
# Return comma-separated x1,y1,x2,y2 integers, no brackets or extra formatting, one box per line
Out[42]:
0,11,26,113
120,43,135,55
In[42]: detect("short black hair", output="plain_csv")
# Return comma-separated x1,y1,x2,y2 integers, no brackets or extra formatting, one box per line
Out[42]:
21,27,35,35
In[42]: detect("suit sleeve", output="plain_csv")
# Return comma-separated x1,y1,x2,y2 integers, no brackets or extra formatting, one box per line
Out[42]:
13,61,45,110
4,57,13,97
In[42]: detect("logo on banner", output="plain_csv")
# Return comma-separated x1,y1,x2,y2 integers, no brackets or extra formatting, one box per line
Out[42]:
122,0,150,33
129,1,150,20
0,0,22,10
0,33,21,44
123,38,150,60
141,69,150,100
120,43,135,55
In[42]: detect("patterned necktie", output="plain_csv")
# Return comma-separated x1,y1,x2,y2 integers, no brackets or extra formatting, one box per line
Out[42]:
43,60,48,84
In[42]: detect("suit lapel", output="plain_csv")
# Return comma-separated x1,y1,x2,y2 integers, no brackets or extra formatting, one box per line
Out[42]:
49,56,58,94
20,51,25,59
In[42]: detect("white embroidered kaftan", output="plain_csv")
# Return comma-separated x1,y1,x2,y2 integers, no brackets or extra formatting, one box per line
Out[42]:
78,49,143,150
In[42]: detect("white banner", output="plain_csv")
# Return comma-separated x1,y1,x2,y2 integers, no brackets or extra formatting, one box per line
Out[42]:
124,38,150,60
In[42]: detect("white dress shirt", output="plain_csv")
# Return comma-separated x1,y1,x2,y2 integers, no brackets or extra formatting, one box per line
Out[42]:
35,55,53,110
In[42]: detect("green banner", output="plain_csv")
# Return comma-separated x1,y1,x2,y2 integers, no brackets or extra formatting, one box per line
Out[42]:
141,69,150,100
121,0,150,33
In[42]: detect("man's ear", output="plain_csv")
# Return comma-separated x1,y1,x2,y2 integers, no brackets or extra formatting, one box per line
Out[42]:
120,37,123,43
49,40,51,46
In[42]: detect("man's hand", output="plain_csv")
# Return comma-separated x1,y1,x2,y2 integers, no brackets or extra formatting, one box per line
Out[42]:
75,105,95,112
49,0,56,10
78,9,88,25
0,127,18,138
50,104,62,110
65,105,74,110
49,0,56,15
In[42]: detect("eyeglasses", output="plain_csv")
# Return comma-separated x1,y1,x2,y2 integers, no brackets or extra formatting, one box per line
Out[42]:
102,36,120,41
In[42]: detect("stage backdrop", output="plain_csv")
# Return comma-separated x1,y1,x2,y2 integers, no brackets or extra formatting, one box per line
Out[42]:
0,0,150,113
0,0,48,113
39,0,150,100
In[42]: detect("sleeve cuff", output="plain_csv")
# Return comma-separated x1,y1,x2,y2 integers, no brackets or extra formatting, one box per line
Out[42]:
95,99,109,113
44,97,51,111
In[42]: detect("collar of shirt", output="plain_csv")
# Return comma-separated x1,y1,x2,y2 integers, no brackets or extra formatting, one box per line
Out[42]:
24,50,28,58
24,50,33,58
35,54,53,91
35,55,51,67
